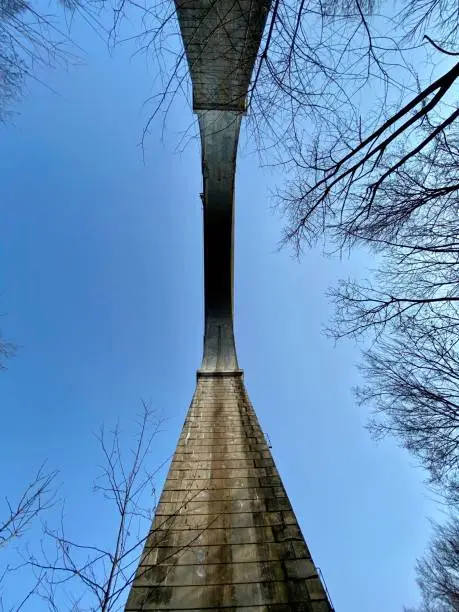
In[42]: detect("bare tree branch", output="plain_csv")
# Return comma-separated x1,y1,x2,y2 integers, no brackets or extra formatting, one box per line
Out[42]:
406,515,459,611
0,464,57,550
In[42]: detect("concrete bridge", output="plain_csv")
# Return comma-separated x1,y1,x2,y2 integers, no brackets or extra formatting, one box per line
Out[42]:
125,1,334,609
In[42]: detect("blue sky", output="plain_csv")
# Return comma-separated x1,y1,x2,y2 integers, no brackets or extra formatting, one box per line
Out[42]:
0,7,442,611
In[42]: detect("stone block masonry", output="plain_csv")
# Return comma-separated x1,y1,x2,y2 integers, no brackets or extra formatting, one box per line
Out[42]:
125,374,333,611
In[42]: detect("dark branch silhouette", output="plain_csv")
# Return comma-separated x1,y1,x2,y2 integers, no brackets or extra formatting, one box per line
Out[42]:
26,403,216,611
0,465,57,611
405,515,459,611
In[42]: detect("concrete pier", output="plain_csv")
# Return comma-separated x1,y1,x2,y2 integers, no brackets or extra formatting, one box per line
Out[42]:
125,374,332,611
125,0,334,609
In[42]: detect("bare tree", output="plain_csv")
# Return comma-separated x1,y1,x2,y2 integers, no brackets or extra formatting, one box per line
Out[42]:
248,5,459,600
0,465,57,611
24,403,163,611
276,2,459,251
306,100,459,498
0,0,93,118
405,515,459,612
1,464,57,550
24,403,211,612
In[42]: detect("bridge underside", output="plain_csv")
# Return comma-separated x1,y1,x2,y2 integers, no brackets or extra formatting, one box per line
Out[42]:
175,0,269,111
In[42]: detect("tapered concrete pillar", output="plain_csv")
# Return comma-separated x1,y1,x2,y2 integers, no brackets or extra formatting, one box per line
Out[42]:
125,0,334,609
126,374,333,611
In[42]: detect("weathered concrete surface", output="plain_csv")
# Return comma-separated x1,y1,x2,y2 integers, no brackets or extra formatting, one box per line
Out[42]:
125,374,333,611
198,110,240,372
175,0,270,111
